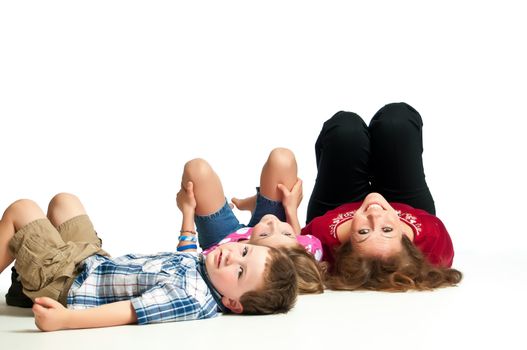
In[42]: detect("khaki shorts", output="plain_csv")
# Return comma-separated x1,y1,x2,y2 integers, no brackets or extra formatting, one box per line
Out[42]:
8,215,109,306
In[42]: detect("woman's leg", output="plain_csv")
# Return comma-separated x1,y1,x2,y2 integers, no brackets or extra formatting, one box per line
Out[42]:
183,158,243,249
306,111,372,224
369,102,436,214
247,148,297,226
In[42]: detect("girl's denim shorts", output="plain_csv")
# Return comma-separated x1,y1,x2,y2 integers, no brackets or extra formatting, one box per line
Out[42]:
194,188,286,250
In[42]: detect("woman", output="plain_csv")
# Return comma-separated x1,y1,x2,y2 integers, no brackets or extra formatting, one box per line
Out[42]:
302,102,462,291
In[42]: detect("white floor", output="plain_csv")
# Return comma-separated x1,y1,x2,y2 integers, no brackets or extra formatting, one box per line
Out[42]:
1,250,523,350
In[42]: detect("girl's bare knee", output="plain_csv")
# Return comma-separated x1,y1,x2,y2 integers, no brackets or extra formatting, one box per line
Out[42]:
183,158,214,180
268,147,296,168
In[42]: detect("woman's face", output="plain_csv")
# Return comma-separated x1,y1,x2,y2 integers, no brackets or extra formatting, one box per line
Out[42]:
249,214,298,249
350,193,406,258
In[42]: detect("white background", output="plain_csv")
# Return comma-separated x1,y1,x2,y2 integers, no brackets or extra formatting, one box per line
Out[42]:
1,1,526,348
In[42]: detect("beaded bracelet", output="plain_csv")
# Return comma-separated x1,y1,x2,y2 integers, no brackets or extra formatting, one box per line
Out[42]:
177,244,197,252
178,235,197,242
180,230,197,235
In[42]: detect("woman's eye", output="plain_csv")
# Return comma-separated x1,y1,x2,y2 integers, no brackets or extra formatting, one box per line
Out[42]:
259,233,269,237
238,266,244,279
382,227,393,233
358,229,369,235
242,246,248,257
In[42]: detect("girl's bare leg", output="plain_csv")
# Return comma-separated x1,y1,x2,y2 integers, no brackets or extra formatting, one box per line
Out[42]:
182,158,226,215
0,200,46,274
259,147,298,200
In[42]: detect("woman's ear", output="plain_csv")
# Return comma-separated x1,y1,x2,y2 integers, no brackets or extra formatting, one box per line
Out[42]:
221,297,243,314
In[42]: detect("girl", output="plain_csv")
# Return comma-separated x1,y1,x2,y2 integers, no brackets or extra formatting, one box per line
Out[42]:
176,148,325,294
302,103,462,291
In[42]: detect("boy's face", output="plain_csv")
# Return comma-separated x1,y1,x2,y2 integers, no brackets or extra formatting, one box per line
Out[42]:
205,242,269,313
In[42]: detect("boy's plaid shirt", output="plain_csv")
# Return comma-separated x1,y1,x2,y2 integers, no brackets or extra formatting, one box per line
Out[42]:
67,252,219,324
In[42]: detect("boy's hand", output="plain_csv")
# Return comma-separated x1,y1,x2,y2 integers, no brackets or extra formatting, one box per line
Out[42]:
177,181,196,215
33,297,70,332
277,178,303,211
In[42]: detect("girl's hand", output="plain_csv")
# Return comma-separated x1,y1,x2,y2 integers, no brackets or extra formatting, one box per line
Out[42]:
277,178,303,211
33,297,70,332
177,181,196,215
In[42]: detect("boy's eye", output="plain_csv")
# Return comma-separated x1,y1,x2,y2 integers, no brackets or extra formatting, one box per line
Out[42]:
238,266,244,279
242,246,248,257
358,229,369,235
382,227,393,233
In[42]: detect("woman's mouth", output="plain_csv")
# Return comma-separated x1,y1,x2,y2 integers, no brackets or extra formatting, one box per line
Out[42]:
366,203,384,211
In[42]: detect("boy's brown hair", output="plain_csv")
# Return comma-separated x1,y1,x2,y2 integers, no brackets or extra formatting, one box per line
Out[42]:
239,246,298,314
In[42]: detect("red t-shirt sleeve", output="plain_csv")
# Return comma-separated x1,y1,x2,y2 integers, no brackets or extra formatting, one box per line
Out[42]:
414,214,454,267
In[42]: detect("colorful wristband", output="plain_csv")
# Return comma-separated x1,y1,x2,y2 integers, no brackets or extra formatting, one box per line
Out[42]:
177,244,197,252
178,235,197,242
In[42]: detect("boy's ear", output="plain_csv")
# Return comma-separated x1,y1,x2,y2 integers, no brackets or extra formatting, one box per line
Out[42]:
221,297,243,314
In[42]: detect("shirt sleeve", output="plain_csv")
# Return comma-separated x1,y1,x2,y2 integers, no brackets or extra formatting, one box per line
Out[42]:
131,282,218,325
416,216,454,268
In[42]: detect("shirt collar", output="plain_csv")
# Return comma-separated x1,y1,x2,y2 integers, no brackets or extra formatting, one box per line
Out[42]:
197,254,228,313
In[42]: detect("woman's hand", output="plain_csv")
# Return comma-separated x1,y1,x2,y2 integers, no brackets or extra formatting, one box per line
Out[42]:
33,297,70,332
177,181,196,216
277,178,303,211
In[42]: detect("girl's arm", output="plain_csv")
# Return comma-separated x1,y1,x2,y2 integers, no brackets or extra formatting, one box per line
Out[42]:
278,178,303,234
33,297,137,331
176,181,198,252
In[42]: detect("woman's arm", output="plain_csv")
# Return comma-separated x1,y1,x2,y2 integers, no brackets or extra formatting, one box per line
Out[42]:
33,297,137,331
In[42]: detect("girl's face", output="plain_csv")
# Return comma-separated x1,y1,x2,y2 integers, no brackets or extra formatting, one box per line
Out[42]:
350,193,406,259
249,214,298,249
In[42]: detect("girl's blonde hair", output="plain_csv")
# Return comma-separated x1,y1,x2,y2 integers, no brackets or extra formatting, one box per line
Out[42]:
280,245,326,294
325,235,462,291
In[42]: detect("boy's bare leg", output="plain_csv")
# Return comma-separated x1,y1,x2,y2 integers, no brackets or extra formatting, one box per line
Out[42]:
182,158,226,215
47,193,87,228
0,199,46,274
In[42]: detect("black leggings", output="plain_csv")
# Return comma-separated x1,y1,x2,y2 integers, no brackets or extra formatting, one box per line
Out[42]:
306,102,435,224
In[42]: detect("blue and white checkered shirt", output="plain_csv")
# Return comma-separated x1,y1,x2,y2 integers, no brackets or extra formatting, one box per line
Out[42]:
67,252,219,324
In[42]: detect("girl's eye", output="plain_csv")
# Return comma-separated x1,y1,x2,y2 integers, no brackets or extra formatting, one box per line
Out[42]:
358,229,369,235
259,233,269,237
238,266,244,279
382,227,393,233
242,246,248,257
282,232,293,237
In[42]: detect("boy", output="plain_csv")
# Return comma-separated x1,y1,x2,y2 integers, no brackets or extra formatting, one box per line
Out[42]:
0,193,298,331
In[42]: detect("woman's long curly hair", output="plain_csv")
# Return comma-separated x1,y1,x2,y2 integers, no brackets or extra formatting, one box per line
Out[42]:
324,235,462,291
